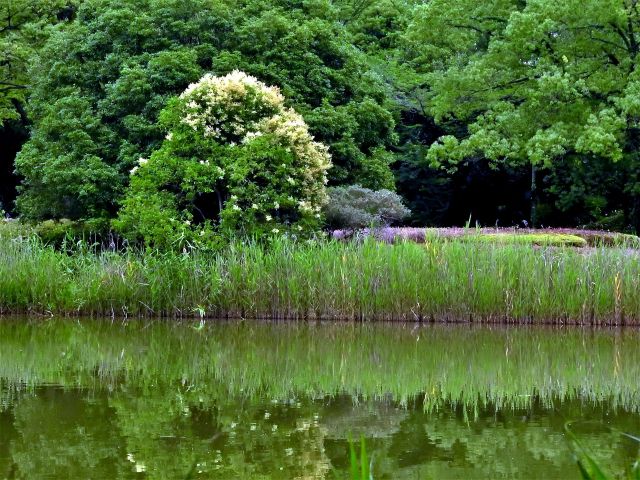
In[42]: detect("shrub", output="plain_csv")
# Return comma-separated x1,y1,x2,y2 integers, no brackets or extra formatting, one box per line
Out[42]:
324,185,410,229
115,71,331,249
33,219,111,246
0,219,32,241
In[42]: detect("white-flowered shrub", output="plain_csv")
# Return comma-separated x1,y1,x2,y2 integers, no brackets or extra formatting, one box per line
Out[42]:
115,71,331,248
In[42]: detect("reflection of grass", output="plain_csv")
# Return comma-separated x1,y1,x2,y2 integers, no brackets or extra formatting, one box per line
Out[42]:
2,234,640,323
2,321,640,413
565,421,640,480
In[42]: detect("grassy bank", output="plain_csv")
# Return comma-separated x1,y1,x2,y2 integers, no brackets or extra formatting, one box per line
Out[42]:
1,231,640,323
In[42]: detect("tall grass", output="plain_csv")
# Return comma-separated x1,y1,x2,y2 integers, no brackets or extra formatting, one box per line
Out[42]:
1,233,640,323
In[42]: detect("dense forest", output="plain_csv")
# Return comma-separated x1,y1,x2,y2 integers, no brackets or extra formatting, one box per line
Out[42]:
3,0,640,234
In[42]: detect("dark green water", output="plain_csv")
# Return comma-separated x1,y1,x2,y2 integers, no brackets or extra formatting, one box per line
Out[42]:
1,319,639,479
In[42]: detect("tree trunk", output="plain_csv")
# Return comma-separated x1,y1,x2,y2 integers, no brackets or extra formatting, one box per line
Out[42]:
530,163,537,228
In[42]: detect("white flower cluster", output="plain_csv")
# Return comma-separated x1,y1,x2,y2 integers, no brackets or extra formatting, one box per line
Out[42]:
177,70,332,226
182,70,284,108
255,109,331,211
130,157,149,175
180,70,285,142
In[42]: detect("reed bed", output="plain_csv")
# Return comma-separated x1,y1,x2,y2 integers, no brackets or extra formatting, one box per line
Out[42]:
1,233,640,323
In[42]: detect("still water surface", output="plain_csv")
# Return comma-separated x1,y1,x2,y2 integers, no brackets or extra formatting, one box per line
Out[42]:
0,319,639,479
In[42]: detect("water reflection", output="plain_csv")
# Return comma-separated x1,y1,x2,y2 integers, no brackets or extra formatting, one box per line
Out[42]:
0,319,639,478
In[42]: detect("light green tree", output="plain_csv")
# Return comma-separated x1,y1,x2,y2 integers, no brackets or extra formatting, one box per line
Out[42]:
406,0,640,228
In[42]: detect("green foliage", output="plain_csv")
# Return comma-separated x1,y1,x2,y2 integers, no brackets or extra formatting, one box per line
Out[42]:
8,0,640,233
403,0,640,229
341,0,410,52
565,422,640,480
14,0,396,222
0,0,76,124
324,185,410,229
115,71,331,248
14,0,225,220
210,4,398,188
0,217,110,246
347,436,370,480
538,154,633,230
32,218,109,245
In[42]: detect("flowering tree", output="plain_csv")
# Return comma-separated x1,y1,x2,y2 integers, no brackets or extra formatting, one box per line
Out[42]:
115,71,331,248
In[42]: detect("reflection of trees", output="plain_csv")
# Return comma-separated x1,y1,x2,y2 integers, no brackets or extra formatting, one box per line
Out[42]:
7,387,127,479
321,396,407,440
213,397,332,479
109,386,223,478
108,385,332,479
0,408,18,478
2,321,640,477
1,387,640,479
343,400,639,479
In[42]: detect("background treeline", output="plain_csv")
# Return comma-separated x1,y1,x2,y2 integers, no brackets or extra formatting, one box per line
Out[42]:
2,0,639,232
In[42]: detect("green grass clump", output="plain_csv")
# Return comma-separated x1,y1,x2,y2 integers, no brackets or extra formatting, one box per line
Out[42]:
347,436,369,480
1,233,640,323
460,233,588,247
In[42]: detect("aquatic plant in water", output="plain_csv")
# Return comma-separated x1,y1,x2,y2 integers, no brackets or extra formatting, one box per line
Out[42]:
565,421,640,480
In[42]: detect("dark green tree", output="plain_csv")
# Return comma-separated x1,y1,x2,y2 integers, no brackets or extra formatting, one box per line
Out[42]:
0,0,77,213
0,0,77,124
15,0,397,222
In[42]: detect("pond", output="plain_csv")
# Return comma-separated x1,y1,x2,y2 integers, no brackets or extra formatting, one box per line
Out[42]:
1,319,639,478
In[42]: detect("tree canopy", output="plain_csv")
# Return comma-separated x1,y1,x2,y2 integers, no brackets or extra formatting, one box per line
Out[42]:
405,0,640,229
4,0,640,233
0,0,77,124
14,0,396,221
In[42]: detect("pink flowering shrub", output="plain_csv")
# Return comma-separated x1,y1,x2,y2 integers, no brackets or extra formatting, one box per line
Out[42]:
115,71,331,248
